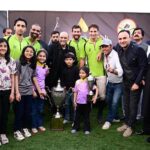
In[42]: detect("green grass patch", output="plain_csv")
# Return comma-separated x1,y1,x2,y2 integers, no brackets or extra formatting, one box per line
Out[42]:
1,103,150,150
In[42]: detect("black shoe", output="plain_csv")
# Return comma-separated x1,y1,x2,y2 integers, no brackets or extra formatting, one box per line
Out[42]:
146,137,150,143
136,130,149,135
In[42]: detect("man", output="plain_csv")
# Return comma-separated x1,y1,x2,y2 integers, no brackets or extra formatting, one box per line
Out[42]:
132,27,148,53
3,27,12,37
8,18,28,60
69,25,86,67
47,31,77,88
132,27,149,121
48,31,60,45
80,24,106,124
116,30,147,137
101,38,123,130
25,24,41,52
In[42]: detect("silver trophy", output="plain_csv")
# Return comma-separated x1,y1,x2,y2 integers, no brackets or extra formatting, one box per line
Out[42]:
50,79,65,130
51,79,65,118
87,74,94,101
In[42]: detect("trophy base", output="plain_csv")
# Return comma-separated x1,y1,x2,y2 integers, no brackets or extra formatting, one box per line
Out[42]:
50,117,64,131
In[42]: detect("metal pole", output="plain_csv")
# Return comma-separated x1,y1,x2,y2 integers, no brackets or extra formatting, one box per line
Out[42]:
6,10,9,27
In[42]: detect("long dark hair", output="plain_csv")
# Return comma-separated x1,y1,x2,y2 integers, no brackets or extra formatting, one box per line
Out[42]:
20,45,36,70
36,49,48,68
0,38,10,64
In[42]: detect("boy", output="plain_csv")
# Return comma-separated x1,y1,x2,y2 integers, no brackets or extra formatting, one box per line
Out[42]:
61,52,79,124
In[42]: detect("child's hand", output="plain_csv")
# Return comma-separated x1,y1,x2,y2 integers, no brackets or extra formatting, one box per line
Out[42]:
16,92,21,102
9,93,14,103
73,101,77,108
33,91,37,98
92,95,97,104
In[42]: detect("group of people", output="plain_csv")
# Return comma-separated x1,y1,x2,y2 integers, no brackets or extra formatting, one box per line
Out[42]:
0,17,150,147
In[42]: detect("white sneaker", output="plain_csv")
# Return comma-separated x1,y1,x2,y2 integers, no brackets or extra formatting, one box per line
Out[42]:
63,119,69,124
84,131,90,135
102,121,111,130
32,128,38,134
38,126,46,132
112,119,120,123
14,130,25,141
22,128,31,138
0,134,9,144
71,129,77,134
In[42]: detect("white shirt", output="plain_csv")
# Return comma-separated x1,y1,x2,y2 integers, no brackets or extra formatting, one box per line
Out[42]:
104,49,123,83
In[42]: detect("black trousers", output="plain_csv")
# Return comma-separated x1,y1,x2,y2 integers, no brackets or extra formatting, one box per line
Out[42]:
73,103,90,131
143,67,150,133
0,90,11,134
123,81,141,128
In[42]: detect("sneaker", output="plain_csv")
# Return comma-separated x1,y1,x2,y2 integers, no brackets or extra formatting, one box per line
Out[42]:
0,134,9,144
102,121,111,130
112,119,120,123
14,130,25,141
22,128,31,138
38,126,46,132
84,131,90,135
123,127,133,137
0,141,1,146
71,129,77,134
117,124,128,132
63,119,69,124
32,128,38,134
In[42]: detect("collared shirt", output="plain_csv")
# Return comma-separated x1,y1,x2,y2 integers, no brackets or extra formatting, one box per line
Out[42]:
25,36,41,53
8,35,28,60
81,37,105,77
69,37,87,63
104,49,123,83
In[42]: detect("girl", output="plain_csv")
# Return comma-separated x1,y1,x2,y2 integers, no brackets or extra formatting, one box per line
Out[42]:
0,38,16,145
32,49,49,134
71,66,98,135
14,45,42,141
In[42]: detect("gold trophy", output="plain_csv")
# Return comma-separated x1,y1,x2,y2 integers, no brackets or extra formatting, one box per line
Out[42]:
50,79,65,130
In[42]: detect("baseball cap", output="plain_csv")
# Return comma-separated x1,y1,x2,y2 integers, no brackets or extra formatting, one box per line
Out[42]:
101,38,112,46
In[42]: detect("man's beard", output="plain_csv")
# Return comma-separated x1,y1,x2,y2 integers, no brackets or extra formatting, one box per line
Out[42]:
31,32,38,40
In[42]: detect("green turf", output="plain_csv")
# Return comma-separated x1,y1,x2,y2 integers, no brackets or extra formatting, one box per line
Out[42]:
1,103,150,150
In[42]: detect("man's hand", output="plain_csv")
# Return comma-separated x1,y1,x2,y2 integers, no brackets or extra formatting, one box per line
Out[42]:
131,83,139,91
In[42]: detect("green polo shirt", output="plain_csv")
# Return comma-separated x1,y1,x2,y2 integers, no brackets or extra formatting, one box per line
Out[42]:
7,35,28,60
81,38,105,77
69,37,87,62
25,36,41,53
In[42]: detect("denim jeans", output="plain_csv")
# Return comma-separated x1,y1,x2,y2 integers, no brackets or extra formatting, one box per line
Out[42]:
106,82,123,123
32,97,44,128
14,95,32,131
64,91,74,121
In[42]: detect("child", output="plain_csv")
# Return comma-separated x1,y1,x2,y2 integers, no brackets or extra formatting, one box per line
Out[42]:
71,66,98,135
61,52,79,124
0,38,16,145
14,45,42,141
32,49,49,134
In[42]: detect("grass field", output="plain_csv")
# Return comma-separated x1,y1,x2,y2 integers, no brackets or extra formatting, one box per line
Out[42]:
1,102,150,150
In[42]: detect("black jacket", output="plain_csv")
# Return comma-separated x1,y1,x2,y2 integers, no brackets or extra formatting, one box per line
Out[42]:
115,41,148,85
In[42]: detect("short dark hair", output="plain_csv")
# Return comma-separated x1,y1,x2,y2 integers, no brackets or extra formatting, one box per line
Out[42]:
3,27,11,34
14,17,27,27
132,27,144,37
51,31,60,36
118,30,130,36
72,25,81,32
64,52,75,60
88,24,99,31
